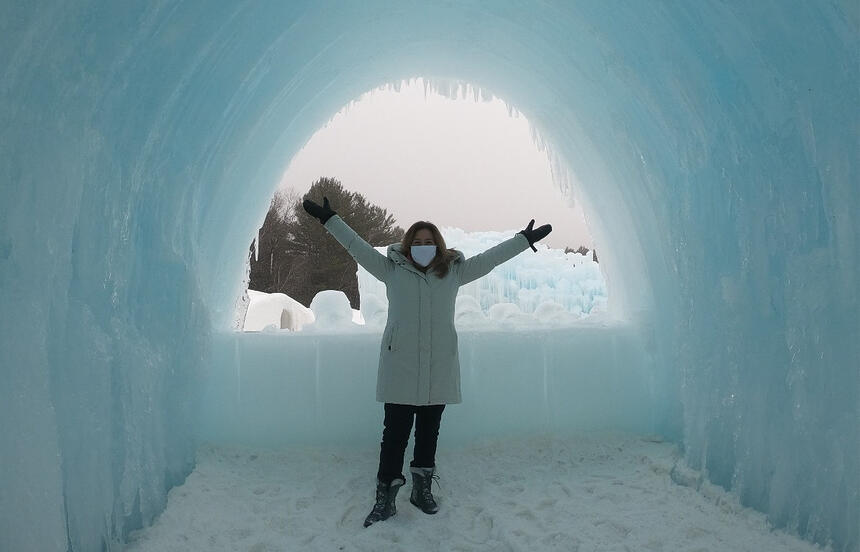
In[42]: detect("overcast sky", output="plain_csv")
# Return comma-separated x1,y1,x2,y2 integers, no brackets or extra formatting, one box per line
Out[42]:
278,78,592,249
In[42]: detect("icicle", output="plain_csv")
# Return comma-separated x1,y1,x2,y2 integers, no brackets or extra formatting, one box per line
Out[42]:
541,335,550,428
314,340,322,423
234,335,241,405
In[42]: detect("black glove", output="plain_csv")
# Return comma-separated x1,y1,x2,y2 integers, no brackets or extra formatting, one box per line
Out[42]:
519,219,552,252
302,196,336,224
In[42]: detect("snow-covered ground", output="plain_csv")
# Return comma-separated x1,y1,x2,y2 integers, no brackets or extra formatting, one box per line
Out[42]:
126,433,822,552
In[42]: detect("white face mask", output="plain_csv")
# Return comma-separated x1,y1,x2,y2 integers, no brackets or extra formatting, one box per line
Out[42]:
410,245,437,267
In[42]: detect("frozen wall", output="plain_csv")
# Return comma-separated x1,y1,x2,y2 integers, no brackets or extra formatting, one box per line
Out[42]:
199,325,655,447
1,1,857,551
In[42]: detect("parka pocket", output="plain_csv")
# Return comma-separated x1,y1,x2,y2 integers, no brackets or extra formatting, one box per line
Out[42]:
386,327,397,351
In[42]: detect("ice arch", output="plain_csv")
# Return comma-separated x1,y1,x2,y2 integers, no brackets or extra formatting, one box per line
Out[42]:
0,2,857,551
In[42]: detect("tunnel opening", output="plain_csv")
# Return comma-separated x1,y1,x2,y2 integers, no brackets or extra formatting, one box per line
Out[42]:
236,77,608,333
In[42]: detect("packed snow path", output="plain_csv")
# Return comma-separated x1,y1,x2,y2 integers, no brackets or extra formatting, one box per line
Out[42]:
126,434,820,552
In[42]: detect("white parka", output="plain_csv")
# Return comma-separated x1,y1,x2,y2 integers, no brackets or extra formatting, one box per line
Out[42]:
324,215,531,405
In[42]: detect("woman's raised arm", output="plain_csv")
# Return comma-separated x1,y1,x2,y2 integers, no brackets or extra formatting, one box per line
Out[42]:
457,219,552,285
303,197,393,282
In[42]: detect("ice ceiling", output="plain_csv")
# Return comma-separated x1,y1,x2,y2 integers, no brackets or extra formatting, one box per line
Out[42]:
0,2,857,551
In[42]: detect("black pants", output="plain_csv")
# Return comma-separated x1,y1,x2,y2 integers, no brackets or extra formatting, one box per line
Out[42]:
377,403,446,483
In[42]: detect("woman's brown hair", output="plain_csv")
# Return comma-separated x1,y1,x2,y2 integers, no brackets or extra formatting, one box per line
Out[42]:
400,221,459,277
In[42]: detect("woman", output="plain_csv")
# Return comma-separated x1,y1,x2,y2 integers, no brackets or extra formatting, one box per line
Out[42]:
302,196,552,528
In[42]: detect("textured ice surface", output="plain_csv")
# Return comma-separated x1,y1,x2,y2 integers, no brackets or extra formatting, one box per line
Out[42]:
356,227,607,327
1,2,857,551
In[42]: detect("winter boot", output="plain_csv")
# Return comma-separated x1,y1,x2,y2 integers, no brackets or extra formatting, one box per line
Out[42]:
409,466,440,514
363,477,405,528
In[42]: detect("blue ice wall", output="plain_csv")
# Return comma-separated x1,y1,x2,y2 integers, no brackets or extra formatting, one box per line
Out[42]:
1,1,857,551
199,327,656,447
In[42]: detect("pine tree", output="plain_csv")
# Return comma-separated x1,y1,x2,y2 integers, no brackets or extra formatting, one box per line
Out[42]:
249,177,403,307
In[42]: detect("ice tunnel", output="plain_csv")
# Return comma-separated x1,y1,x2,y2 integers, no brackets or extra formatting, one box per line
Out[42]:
1,2,857,551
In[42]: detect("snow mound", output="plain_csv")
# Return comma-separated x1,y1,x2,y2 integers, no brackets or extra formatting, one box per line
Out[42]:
306,290,358,331
243,290,315,331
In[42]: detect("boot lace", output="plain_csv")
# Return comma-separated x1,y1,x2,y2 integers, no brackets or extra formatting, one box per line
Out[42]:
369,487,388,518
419,473,441,502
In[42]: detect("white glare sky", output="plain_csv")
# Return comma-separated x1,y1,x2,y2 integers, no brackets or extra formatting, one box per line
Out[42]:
278,78,592,249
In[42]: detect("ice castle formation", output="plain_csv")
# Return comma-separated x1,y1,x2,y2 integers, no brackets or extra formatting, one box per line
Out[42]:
1,2,857,551
355,228,608,327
